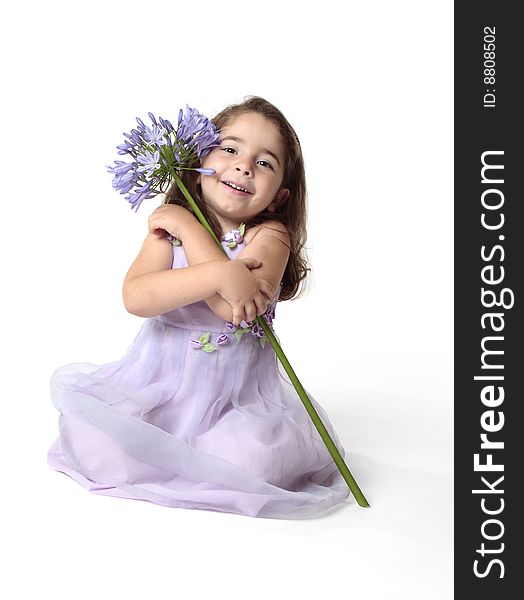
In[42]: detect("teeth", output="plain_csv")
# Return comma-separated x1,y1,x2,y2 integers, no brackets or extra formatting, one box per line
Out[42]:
225,181,249,193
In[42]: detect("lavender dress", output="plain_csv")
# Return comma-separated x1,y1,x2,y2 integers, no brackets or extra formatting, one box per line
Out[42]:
48,230,350,518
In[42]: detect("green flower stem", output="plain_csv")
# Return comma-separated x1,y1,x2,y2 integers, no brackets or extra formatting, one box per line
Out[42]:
171,172,369,507
170,171,221,246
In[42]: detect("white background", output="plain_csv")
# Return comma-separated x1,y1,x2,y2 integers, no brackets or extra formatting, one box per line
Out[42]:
1,1,453,598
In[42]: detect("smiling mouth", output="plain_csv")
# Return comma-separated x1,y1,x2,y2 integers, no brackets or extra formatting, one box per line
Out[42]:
221,180,252,194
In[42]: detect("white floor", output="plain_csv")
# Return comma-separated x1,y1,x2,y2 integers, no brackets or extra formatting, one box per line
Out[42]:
2,341,453,600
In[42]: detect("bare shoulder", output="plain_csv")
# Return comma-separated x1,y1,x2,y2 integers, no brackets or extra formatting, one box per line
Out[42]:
244,220,290,247
125,232,174,282
237,221,290,291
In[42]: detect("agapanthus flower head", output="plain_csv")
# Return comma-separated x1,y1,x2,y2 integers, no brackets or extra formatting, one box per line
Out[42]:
107,106,219,211
176,105,219,159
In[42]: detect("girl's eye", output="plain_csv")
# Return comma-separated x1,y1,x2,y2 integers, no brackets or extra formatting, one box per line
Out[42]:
257,160,273,170
221,146,236,154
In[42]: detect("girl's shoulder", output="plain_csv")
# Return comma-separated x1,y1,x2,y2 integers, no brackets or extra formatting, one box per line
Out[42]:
243,220,289,246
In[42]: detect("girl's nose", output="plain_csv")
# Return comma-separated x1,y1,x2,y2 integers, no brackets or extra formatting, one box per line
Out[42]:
235,165,252,176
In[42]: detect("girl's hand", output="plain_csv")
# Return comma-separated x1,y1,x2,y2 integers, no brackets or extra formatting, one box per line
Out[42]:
217,258,275,326
148,204,197,241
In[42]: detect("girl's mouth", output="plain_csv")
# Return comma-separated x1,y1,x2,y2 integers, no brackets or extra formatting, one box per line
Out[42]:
221,180,252,195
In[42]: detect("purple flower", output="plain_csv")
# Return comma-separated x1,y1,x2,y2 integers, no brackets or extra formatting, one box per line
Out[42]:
190,339,203,349
221,227,245,249
109,107,218,212
251,323,265,338
265,301,276,320
225,322,237,332
107,160,134,175
107,161,139,195
239,320,251,329
124,129,142,146
159,117,175,133
136,149,161,177
116,140,135,155
216,334,229,345
233,231,243,243
111,172,136,194
143,124,167,145
176,105,219,159
125,180,158,212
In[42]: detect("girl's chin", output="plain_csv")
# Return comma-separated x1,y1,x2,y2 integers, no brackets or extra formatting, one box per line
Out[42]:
212,206,246,222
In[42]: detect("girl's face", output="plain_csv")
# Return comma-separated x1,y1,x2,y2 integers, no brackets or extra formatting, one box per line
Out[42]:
198,112,289,233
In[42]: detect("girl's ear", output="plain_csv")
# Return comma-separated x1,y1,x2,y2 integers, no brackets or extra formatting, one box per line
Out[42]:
268,188,290,212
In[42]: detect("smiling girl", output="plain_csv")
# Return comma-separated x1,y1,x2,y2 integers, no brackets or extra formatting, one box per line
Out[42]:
48,96,350,519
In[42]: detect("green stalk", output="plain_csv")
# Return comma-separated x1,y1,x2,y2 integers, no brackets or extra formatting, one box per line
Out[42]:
171,172,369,507
171,171,221,246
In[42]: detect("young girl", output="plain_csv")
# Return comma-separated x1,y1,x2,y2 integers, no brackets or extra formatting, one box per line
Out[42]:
48,96,350,518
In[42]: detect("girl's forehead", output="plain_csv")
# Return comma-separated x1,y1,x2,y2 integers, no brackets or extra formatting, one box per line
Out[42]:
220,113,285,154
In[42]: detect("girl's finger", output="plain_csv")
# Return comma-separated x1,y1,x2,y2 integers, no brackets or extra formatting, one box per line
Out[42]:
244,302,257,324
254,293,268,316
259,280,275,301
232,305,244,327
239,257,261,269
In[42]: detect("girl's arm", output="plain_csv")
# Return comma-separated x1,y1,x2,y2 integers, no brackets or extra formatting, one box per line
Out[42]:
175,221,239,323
235,221,290,294
148,205,287,323
176,218,290,322
183,221,290,325
148,204,228,265
123,233,223,317
123,232,272,321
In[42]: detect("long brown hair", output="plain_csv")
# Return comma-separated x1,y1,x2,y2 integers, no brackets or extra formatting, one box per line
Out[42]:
163,96,310,300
